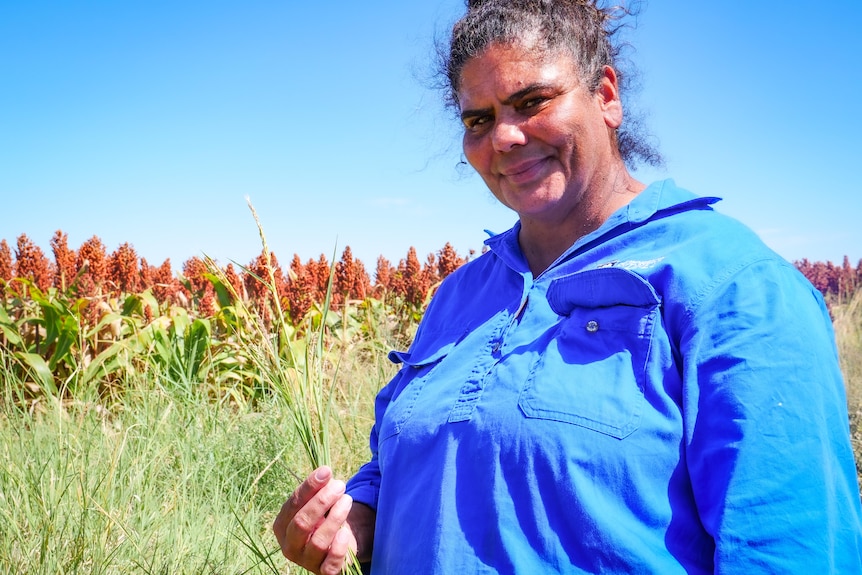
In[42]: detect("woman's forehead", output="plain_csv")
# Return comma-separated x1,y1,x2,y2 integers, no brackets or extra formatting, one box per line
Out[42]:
457,44,581,106
459,41,579,84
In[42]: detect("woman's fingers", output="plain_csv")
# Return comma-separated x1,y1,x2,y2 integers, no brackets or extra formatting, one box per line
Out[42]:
316,496,358,575
273,467,328,552
285,466,333,520
285,478,346,542
273,466,356,574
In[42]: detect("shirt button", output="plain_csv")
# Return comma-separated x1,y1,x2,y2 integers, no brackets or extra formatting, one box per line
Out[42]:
586,320,599,333
492,341,502,353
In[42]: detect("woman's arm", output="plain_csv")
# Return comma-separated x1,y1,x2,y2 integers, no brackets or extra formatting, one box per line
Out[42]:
681,259,862,571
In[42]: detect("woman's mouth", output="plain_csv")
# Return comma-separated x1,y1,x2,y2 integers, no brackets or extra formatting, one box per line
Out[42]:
500,157,550,186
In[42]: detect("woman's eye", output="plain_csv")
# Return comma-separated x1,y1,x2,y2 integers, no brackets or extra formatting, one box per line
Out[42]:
521,97,546,110
465,115,491,131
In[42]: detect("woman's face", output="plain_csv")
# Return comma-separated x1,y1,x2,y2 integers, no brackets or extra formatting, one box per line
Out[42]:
458,42,623,227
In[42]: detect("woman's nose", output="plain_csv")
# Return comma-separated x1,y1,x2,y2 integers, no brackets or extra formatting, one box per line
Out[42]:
491,119,527,153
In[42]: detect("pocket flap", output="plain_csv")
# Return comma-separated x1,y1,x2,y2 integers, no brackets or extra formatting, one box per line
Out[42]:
547,268,660,315
388,329,465,367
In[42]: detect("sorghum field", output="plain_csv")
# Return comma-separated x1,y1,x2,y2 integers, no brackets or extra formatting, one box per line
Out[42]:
1,229,860,574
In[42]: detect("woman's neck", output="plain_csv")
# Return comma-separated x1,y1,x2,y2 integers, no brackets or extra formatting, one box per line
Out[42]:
518,171,645,276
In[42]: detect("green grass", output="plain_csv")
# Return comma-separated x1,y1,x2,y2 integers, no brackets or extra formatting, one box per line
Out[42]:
832,289,862,485
0,356,386,574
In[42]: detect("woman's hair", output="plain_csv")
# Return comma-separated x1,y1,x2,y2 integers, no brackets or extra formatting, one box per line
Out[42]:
442,0,662,167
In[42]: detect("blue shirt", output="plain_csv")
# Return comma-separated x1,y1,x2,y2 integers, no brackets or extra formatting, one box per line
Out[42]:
346,179,862,574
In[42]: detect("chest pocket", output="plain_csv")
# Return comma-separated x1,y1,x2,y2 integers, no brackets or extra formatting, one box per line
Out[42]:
519,267,660,439
378,337,459,444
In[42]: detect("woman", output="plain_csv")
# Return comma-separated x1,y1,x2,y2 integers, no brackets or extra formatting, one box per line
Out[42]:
274,1,862,573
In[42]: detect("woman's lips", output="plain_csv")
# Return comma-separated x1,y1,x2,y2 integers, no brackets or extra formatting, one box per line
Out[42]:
499,157,550,185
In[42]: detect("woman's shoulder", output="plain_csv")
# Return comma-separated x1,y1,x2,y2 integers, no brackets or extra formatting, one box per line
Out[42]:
636,188,819,319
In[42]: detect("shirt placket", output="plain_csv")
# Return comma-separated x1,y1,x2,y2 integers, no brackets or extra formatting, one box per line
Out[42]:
447,273,533,423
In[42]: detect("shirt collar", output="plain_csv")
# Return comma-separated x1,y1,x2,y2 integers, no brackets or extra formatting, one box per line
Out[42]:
482,179,722,271
625,178,721,224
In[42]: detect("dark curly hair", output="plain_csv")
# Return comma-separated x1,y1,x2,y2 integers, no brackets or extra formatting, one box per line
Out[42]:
441,0,662,168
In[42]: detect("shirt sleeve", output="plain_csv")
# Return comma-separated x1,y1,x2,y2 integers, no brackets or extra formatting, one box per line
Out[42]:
680,258,862,572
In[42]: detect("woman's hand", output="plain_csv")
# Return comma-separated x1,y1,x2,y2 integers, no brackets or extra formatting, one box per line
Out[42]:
273,466,375,575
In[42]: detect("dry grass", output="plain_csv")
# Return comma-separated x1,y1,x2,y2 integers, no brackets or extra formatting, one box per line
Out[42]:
831,289,862,485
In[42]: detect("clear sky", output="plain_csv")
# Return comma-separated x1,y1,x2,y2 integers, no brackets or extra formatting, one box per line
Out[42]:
2,1,860,274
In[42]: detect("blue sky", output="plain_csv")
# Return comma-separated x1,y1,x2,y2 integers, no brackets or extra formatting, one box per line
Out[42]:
2,1,860,274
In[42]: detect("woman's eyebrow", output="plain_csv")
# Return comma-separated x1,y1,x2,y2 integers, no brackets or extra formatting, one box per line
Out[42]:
460,83,552,121
460,107,491,122
502,83,552,105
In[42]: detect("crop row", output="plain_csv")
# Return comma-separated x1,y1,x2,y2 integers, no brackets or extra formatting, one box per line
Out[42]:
1,231,474,323
1,229,858,405
0,231,473,405
795,256,862,300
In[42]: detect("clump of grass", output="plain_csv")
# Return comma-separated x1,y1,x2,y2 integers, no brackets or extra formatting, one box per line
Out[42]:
0,365,301,574
832,289,862,483
206,199,368,573
834,290,862,396
212,199,345,471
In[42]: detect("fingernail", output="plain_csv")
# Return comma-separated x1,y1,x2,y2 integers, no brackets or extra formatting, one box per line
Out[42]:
314,466,331,482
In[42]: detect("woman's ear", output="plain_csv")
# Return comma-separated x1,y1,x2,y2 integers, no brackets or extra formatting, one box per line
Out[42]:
596,65,623,130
